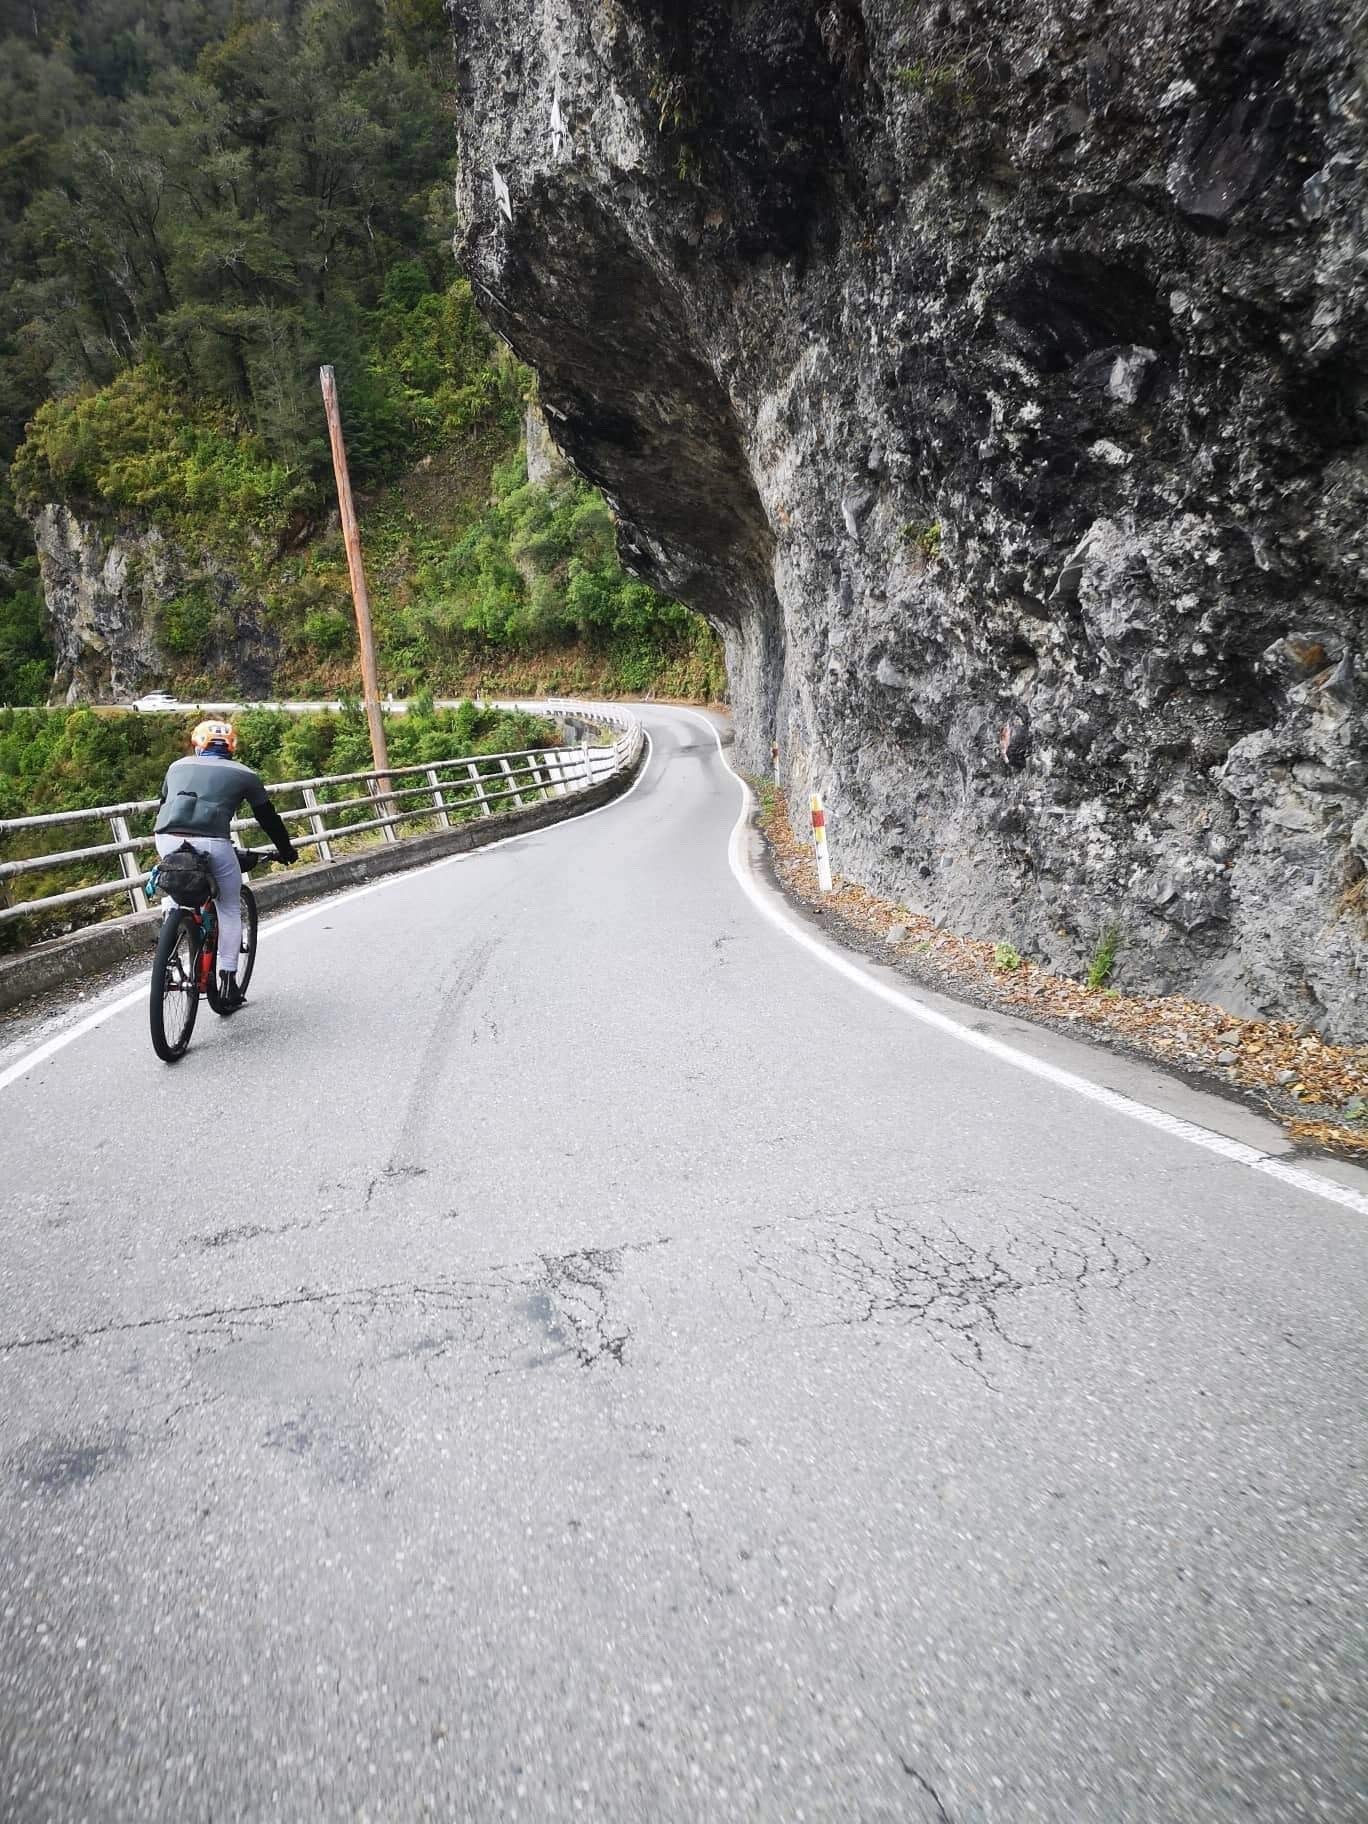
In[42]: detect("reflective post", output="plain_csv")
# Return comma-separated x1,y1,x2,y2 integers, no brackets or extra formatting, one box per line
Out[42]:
810,792,833,893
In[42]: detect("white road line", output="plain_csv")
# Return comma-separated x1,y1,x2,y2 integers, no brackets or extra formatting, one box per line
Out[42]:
0,986,149,1097
682,708,1368,1221
0,731,653,1095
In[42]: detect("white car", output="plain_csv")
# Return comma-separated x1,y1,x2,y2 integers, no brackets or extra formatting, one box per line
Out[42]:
132,691,179,712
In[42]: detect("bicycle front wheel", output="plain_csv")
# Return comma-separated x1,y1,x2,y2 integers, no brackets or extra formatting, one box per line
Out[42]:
150,909,201,1062
207,883,258,1014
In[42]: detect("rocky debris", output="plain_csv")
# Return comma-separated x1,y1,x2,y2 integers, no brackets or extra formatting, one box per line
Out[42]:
759,779,1368,1157
30,504,278,704
452,0,1368,1037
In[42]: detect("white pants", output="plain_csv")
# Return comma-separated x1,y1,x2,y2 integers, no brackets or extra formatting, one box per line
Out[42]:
156,834,241,973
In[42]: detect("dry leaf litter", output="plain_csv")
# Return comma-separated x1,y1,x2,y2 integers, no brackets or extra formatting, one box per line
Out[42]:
757,784,1368,1158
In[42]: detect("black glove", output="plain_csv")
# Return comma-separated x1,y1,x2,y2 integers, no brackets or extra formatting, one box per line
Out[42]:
278,842,299,865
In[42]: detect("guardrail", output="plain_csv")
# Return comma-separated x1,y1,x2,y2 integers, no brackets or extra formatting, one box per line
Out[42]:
0,703,642,931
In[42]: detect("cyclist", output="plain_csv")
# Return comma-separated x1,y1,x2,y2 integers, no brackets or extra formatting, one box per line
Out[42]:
154,719,298,1006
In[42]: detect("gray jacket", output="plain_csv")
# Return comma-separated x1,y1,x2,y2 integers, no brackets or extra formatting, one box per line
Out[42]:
155,755,294,854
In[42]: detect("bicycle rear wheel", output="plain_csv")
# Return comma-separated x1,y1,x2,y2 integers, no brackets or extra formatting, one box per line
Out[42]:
235,883,259,997
150,909,201,1062
206,883,258,1014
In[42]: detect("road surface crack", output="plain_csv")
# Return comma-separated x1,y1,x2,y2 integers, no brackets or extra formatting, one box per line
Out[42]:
899,1758,953,1823
519,1247,633,1368
743,1197,1148,1383
0,1238,672,1370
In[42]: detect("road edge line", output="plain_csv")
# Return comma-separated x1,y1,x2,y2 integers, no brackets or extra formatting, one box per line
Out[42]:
682,709,1368,1221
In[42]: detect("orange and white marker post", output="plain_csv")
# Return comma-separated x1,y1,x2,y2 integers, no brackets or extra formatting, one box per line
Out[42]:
810,791,833,893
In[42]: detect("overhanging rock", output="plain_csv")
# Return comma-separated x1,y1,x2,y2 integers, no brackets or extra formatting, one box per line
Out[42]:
452,0,1368,1035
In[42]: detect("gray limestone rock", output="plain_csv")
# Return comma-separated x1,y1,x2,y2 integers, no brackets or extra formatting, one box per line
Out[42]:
524,397,570,486
452,0,1368,1035
30,504,279,704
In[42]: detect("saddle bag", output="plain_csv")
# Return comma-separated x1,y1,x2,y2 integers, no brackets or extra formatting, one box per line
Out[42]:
155,842,217,908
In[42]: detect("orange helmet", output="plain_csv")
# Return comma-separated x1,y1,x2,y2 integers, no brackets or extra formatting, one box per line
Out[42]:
191,718,237,755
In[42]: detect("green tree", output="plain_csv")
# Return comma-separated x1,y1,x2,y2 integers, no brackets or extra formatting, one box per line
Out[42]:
0,0,715,709
0,564,50,704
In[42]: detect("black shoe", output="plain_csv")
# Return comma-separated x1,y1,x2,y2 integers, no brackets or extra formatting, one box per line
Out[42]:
217,970,243,1009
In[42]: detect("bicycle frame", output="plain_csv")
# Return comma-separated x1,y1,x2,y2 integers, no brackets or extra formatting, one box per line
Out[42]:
187,901,217,991
152,891,216,972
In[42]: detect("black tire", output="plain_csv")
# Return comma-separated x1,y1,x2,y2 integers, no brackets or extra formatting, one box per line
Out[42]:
207,883,258,1015
150,909,201,1062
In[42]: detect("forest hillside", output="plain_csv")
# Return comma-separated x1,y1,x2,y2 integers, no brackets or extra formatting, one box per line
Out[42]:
0,0,721,706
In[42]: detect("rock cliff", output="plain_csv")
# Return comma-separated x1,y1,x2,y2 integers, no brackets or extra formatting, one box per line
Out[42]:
452,0,1368,1033
30,504,279,704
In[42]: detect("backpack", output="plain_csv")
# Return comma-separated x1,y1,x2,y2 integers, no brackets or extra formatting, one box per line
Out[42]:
153,842,217,908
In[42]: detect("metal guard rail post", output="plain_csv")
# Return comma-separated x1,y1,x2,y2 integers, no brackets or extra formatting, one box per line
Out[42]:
0,709,643,927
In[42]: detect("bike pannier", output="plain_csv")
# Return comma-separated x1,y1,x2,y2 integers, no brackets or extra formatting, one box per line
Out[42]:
156,842,217,908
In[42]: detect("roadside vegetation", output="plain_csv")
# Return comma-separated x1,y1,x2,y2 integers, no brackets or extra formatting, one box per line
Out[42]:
0,699,555,950
0,701,554,821
1085,921,1121,990
0,0,718,708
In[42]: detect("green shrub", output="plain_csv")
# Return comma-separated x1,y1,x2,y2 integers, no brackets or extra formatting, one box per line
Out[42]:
13,366,296,531
156,584,218,658
1086,922,1121,990
902,520,942,559
896,62,963,100
300,609,356,659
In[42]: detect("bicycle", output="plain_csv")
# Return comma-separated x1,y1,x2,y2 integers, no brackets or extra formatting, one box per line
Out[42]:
146,846,263,1063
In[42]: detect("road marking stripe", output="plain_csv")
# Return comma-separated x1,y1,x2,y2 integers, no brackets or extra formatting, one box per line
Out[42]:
0,731,652,1095
0,987,149,1096
683,709,1368,1220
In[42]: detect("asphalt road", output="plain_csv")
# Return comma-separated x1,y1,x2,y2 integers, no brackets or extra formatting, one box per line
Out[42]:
2,706,1365,1823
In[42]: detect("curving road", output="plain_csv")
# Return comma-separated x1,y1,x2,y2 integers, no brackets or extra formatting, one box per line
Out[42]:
2,706,1365,1823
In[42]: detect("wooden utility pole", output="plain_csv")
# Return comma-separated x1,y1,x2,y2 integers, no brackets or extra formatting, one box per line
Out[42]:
319,365,391,803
